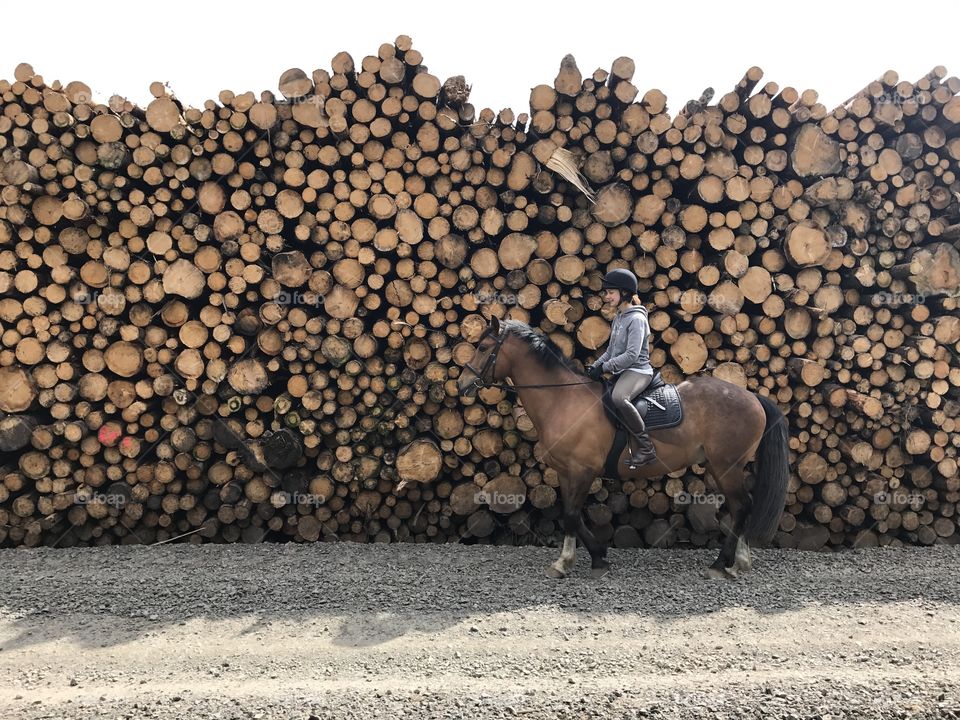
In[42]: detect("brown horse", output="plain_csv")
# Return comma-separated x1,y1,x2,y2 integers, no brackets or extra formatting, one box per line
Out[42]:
456,316,789,580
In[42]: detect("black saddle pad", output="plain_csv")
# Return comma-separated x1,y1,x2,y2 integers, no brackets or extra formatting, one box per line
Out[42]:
599,374,683,480
602,377,683,431
635,383,683,430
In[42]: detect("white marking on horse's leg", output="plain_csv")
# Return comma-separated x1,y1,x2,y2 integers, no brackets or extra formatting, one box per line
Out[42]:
551,534,577,575
735,536,752,572
704,566,734,581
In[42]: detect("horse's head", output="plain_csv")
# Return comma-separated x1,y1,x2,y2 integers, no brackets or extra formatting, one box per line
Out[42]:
457,316,507,398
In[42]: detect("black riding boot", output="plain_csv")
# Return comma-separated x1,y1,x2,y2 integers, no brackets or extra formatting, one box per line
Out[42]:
620,411,657,467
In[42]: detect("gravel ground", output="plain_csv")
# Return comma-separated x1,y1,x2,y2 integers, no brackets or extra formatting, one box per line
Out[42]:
0,542,959,720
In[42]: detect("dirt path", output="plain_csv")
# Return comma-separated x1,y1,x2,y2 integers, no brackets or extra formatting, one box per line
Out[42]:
1,543,959,719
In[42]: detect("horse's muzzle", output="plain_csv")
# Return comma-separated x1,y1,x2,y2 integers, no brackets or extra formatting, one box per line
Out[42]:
458,377,481,398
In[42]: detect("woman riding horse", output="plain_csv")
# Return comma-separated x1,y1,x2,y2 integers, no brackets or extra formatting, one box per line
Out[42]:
586,268,656,468
457,315,790,579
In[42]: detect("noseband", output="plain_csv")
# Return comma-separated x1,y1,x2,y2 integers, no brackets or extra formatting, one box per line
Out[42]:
464,328,505,389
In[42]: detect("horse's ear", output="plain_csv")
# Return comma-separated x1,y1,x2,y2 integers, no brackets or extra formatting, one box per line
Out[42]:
489,315,501,336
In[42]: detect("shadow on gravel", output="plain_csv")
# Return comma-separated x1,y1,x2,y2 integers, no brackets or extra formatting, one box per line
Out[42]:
0,543,958,651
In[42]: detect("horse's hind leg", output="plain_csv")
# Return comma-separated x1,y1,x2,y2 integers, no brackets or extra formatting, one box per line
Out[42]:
734,535,752,573
704,461,750,580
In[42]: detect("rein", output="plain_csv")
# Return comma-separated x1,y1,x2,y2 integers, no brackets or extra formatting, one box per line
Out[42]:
485,379,596,390
465,327,598,391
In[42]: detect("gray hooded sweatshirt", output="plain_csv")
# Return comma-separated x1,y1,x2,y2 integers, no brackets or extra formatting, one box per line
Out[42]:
592,305,653,375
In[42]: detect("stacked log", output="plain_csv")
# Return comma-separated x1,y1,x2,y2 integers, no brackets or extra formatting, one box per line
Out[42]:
0,40,958,552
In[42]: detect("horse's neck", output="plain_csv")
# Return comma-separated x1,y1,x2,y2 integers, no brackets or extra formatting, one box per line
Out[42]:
507,359,592,431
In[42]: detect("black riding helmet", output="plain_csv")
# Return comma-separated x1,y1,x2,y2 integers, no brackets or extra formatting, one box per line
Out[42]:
601,268,638,295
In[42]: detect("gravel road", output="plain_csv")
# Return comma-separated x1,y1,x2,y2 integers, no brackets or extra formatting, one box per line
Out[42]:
1,542,959,720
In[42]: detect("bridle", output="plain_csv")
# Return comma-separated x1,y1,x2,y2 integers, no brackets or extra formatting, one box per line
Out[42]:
463,328,597,391
464,328,506,389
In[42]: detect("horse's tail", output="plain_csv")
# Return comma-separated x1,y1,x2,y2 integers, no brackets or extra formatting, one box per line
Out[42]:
744,394,790,545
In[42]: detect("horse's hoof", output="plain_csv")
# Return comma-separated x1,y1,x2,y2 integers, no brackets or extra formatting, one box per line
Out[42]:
704,566,734,581
545,565,567,579
590,563,610,579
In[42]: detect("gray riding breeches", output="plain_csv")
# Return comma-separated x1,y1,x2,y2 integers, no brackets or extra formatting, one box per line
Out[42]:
611,371,653,430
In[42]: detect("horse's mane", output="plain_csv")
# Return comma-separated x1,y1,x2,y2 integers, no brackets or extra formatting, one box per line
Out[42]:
496,320,587,377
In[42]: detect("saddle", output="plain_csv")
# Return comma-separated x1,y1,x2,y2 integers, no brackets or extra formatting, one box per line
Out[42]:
600,371,683,479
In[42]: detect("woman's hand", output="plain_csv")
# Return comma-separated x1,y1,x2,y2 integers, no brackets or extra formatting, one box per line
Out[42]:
586,364,604,381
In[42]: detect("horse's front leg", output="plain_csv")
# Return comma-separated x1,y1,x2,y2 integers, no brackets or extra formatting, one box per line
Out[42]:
545,531,577,579
545,471,599,579
578,514,610,578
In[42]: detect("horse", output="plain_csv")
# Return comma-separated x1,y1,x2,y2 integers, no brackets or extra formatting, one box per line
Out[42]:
456,316,790,580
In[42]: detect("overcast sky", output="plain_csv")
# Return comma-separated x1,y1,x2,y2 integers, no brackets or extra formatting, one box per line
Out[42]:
5,1,960,117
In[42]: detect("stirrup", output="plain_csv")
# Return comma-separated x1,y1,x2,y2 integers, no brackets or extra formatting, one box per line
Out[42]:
626,436,657,468
626,451,657,469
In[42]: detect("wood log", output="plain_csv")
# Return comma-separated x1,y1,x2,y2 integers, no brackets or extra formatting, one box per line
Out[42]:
0,43,957,550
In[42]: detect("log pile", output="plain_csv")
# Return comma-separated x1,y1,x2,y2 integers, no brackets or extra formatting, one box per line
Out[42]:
1,39,959,551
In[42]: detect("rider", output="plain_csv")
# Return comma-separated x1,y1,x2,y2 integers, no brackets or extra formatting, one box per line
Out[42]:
586,268,657,467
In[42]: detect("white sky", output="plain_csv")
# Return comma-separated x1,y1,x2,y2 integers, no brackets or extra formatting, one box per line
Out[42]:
5,1,960,117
